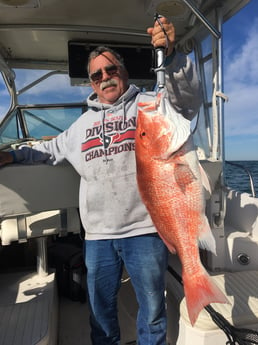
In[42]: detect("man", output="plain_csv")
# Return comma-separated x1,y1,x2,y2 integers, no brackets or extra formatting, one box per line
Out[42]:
0,17,201,345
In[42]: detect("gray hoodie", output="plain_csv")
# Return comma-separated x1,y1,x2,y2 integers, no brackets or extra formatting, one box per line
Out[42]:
12,52,202,240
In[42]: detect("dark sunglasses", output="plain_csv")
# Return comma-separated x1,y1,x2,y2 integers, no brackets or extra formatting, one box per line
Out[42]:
89,64,120,83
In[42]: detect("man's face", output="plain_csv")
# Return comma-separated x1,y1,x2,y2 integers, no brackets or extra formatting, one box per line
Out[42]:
89,52,129,104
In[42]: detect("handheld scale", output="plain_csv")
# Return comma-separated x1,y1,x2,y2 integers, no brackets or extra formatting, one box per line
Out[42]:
154,14,166,91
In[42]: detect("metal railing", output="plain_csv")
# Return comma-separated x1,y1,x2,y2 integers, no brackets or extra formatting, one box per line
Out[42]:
225,161,257,198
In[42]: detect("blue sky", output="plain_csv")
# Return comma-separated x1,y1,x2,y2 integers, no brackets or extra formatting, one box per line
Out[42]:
223,0,258,160
0,1,258,161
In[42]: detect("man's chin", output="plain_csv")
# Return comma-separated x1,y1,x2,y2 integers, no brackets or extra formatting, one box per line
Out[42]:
99,90,120,104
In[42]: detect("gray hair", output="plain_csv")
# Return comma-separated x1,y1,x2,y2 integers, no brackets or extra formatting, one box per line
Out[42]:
87,46,125,76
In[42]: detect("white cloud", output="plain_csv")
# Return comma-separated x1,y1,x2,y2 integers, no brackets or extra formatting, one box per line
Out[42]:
224,17,258,139
0,85,11,120
14,69,88,98
0,105,9,120
0,69,91,119
225,18,258,85
224,84,258,136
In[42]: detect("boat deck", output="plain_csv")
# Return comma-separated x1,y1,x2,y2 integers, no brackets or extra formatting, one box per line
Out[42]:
58,296,91,345
1,256,258,345
0,269,138,345
58,277,138,345
0,271,57,345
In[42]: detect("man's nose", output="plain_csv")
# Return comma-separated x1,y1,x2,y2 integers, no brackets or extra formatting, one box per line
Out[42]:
102,68,110,80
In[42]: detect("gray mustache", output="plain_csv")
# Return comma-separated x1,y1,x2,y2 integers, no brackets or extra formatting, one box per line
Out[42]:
100,79,118,90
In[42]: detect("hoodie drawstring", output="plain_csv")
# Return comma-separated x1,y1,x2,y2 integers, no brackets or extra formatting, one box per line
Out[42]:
101,106,108,164
122,98,126,127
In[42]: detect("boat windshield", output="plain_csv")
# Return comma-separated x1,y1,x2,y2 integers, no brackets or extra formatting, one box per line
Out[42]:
0,69,92,148
0,105,88,148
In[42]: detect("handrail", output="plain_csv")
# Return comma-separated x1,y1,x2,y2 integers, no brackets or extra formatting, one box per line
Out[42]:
17,70,66,96
225,161,257,198
181,0,221,39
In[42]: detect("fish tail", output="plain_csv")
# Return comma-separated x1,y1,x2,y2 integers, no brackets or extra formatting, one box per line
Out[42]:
183,269,228,326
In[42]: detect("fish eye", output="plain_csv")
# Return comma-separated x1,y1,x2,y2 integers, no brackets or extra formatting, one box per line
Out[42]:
141,131,146,137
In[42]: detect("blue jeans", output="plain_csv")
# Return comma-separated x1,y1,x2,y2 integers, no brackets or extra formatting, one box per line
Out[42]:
84,234,168,345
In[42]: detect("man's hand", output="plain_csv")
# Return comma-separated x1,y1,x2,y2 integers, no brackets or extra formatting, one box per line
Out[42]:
0,151,14,167
147,16,175,57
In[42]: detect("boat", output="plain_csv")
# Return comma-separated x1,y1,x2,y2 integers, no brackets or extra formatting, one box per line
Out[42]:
0,0,258,344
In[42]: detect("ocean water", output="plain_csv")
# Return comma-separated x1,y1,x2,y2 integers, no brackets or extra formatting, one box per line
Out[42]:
224,161,258,196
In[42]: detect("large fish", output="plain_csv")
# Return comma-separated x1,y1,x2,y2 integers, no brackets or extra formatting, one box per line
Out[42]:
135,93,227,326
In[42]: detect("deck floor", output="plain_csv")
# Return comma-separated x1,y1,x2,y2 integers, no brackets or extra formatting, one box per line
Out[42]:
0,271,57,345
58,277,138,345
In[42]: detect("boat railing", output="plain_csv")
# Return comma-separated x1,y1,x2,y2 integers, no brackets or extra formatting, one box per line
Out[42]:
225,161,257,198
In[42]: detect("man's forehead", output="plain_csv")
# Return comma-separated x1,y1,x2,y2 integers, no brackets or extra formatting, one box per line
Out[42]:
90,52,118,68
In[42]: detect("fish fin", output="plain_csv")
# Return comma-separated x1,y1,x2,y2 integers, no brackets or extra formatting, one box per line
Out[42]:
183,269,229,326
198,217,217,255
174,163,196,192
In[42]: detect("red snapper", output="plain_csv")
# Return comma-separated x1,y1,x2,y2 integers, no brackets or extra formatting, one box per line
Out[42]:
135,93,227,326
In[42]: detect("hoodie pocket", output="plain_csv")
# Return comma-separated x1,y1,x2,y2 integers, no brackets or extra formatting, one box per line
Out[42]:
85,171,149,235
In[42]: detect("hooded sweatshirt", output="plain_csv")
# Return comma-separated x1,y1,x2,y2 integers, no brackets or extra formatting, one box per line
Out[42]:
12,51,202,240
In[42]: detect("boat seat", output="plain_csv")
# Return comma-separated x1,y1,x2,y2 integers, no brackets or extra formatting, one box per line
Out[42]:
174,270,258,345
0,163,80,217
0,208,81,246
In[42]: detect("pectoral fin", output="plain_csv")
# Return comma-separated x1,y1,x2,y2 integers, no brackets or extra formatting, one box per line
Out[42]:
174,163,196,192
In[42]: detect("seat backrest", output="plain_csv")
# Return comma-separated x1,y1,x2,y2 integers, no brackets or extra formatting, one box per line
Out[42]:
0,163,80,217
0,208,81,245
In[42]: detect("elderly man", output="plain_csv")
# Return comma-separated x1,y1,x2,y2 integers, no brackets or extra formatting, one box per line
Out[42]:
0,17,201,345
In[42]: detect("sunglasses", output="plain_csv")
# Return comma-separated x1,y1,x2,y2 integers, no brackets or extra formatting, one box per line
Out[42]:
89,64,120,83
